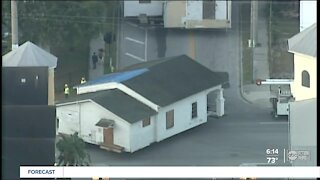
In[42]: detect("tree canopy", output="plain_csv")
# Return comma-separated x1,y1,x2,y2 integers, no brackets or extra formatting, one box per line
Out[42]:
2,0,118,52
56,132,91,166
2,1,120,91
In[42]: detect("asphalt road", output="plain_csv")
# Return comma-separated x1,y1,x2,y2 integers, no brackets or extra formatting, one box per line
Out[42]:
87,108,288,166
84,1,289,167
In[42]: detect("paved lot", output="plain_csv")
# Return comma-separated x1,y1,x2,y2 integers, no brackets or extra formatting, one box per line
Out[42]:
86,95,289,166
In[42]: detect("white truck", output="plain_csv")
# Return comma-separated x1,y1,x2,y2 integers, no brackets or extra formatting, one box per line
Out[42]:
256,79,295,118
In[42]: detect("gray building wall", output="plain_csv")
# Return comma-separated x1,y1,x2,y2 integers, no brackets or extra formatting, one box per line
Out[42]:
289,98,317,166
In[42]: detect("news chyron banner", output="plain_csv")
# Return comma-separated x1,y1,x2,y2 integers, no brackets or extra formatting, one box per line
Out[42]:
20,166,320,179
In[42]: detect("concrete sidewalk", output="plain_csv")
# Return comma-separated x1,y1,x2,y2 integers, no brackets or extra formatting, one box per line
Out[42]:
89,33,105,80
242,84,272,108
252,1,270,81
241,1,272,108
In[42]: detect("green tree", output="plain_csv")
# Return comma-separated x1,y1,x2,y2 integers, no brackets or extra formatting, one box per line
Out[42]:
56,132,91,166
2,1,120,95
2,1,12,54
2,1,117,47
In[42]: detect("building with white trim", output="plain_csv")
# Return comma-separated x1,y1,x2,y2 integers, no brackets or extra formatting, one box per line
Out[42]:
123,0,232,29
288,23,316,101
287,24,317,166
56,55,228,153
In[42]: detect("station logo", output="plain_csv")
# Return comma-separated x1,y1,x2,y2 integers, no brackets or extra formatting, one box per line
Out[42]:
287,150,310,162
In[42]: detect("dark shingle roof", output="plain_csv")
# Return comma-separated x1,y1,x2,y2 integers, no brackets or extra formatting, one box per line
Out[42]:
121,55,229,107
57,89,157,124
60,55,228,119
288,23,317,58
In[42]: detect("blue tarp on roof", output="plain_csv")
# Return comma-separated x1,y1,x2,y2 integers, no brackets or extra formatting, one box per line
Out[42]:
76,68,148,88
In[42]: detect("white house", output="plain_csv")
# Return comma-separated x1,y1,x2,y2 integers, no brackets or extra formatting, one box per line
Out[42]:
57,55,228,153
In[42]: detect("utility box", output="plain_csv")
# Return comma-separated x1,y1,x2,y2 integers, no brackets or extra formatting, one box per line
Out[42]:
2,105,56,180
3,67,49,105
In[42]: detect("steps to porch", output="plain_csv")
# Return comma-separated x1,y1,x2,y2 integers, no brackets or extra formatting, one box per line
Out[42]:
100,144,124,153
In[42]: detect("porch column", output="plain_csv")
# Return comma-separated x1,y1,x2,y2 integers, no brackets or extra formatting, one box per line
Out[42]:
215,88,225,116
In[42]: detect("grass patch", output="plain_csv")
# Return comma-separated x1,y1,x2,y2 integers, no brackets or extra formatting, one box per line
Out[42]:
242,48,253,84
269,1,299,78
241,2,253,84
53,44,89,100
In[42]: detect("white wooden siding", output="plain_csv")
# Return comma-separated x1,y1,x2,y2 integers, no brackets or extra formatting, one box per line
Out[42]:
155,90,208,142
81,102,131,151
57,101,131,152
57,85,221,153
112,118,131,152
79,102,105,144
57,104,80,135
130,116,156,152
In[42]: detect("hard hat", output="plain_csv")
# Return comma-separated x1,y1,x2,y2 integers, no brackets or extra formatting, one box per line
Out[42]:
65,84,68,87
82,77,85,80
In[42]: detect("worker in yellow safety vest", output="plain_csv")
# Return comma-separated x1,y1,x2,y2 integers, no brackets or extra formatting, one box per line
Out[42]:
64,84,70,98
81,77,86,84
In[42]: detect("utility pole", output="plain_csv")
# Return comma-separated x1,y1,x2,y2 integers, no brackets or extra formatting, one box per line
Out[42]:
250,1,258,48
144,28,148,61
110,4,116,72
188,30,196,60
115,1,121,71
11,0,19,50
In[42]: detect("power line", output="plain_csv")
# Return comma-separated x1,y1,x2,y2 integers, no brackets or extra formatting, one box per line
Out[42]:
3,15,166,26
3,15,113,25
3,12,164,21
6,16,114,25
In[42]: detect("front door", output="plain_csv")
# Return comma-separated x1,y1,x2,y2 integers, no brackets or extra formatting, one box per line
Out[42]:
103,128,113,145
